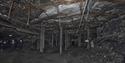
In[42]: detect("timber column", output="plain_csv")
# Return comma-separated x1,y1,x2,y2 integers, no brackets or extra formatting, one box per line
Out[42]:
40,25,45,53
65,31,69,50
78,33,82,47
59,26,63,55
51,32,54,48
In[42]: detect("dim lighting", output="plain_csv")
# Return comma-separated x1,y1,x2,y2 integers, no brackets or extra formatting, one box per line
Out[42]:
85,39,89,43
20,40,23,43
3,41,6,44
9,34,13,37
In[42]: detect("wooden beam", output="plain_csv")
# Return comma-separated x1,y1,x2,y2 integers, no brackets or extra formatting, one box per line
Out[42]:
0,20,38,35
30,10,121,25
0,13,40,33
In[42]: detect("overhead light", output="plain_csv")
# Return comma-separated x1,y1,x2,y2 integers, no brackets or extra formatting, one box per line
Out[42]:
9,34,13,37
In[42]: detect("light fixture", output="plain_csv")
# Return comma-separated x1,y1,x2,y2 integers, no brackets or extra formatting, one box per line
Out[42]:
9,34,13,37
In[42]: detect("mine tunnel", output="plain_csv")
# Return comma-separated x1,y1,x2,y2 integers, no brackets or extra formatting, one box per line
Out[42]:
0,0,125,63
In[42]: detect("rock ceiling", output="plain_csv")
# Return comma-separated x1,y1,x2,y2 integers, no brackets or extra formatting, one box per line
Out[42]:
0,0,125,35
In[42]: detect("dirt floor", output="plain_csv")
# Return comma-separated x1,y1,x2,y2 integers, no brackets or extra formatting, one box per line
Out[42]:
0,47,124,63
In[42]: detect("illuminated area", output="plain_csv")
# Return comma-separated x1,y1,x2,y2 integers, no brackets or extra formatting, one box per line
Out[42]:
50,0,82,4
0,0,125,63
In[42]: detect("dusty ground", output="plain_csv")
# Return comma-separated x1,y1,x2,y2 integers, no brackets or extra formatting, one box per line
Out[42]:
0,47,124,63
0,50,66,63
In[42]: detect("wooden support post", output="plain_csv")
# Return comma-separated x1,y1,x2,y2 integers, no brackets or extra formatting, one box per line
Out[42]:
40,26,45,53
55,33,58,47
31,36,34,49
56,3,63,55
8,0,14,18
59,27,63,55
0,40,3,53
31,36,37,49
78,33,81,47
52,32,54,48
65,31,69,50
87,26,90,49
27,2,31,25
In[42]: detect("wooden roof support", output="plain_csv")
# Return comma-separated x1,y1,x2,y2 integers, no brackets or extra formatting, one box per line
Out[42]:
78,33,82,47
0,13,39,35
51,32,54,48
64,31,70,50
0,21,38,35
8,0,15,18
59,26,63,55
40,24,45,53
1,12,40,30
27,2,32,25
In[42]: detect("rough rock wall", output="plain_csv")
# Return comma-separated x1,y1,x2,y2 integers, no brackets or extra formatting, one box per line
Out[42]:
94,1,125,56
